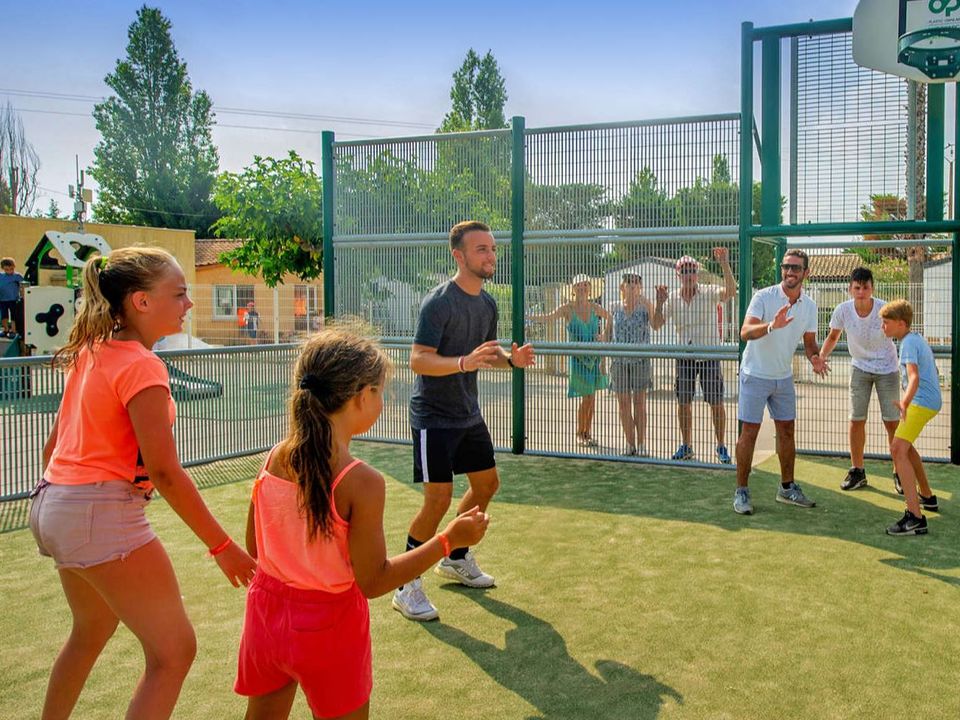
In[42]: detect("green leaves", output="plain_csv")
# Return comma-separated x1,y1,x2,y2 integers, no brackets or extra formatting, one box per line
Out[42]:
212,152,323,287
89,6,220,237
439,49,508,133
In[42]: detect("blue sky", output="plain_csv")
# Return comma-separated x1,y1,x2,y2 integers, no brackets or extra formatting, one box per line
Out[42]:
2,0,859,213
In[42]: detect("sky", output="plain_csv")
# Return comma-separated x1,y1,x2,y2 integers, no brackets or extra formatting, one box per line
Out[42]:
2,0,860,216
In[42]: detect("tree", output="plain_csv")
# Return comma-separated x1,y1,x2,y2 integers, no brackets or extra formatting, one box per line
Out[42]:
89,5,219,236
212,152,323,287
439,50,508,132
0,102,40,215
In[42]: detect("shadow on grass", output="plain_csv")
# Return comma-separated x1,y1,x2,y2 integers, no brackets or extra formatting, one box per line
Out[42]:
356,443,960,587
422,587,682,720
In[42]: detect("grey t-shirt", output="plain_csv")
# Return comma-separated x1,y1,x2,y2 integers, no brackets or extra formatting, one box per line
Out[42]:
409,280,498,430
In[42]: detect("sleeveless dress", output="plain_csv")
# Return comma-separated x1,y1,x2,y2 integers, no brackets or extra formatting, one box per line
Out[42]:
567,308,609,398
610,303,653,393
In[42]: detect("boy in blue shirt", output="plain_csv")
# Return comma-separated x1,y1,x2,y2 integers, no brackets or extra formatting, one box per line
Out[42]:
0,257,24,338
879,299,941,536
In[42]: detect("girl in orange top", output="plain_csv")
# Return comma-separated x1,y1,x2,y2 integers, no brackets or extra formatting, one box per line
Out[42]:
235,328,489,720
29,248,256,720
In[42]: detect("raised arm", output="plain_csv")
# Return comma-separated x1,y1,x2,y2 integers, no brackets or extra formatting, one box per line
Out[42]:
714,247,737,302
594,303,613,341
651,285,668,331
528,302,571,324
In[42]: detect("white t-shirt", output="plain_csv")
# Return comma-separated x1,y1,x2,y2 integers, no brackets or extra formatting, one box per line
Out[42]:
740,284,818,380
662,284,724,346
828,299,898,375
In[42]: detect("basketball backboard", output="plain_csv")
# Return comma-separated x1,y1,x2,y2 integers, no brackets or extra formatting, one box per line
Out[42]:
853,0,960,82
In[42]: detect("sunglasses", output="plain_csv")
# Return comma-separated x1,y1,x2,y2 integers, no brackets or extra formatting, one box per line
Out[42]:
678,267,698,275
780,263,804,273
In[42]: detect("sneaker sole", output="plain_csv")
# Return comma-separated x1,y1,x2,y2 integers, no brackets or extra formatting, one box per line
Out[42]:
391,597,439,622
734,506,753,515
775,495,816,508
840,478,868,491
434,564,496,588
922,506,939,513
885,526,929,536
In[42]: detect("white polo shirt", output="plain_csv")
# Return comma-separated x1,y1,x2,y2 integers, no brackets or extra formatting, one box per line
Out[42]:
741,284,818,380
662,284,724,345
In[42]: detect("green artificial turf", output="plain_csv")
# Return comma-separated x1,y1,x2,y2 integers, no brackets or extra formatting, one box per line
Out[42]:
1,444,957,719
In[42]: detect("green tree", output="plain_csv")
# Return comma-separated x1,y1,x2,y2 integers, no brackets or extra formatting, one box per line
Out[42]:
89,6,219,236
610,167,676,229
212,152,323,287
439,50,508,132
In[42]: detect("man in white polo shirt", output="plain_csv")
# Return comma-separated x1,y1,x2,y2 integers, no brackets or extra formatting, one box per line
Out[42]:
652,248,737,464
734,248,829,515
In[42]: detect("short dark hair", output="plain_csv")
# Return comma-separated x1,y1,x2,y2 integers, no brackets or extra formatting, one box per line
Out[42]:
449,220,491,251
0,257,14,268
783,248,809,269
849,267,873,285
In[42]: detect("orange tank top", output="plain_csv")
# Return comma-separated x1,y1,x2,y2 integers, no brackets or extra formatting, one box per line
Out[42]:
252,447,361,592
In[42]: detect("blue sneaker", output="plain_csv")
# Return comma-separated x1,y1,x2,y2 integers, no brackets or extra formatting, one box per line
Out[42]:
716,445,732,464
671,444,694,461
733,487,753,515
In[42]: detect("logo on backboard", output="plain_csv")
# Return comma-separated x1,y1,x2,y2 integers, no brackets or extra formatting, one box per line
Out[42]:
929,1,960,18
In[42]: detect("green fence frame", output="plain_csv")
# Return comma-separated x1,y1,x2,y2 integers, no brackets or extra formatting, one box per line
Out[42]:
740,18,959,465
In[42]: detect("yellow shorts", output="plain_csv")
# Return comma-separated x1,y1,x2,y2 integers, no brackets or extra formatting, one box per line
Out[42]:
894,404,939,444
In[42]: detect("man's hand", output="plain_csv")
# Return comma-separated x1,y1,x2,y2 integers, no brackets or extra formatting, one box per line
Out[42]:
510,342,536,369
713,246,730,264
771,304,794,330
655,285,668,304
462,340,502,372
810,355,830,378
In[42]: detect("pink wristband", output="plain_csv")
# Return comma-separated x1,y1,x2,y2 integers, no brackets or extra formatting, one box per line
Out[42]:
208,538,232,557
457,356,466,373
437,533,451,557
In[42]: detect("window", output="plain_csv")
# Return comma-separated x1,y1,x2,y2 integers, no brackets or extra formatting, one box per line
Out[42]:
294,285,320,331
213,284,255,319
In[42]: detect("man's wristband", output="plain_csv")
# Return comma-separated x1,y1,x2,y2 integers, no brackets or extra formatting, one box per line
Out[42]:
506,355,516,369
457,356,466,373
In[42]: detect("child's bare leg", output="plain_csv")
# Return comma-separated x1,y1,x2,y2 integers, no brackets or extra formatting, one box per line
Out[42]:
245,681,297,720
891,438,921,516
908,445,933,497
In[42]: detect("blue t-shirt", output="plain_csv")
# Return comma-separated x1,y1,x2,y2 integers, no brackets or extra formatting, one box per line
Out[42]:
899,332,941,412
0,272,23,302
409,280,498,430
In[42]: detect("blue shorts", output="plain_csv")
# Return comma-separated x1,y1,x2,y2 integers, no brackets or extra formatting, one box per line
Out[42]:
737,373,796,424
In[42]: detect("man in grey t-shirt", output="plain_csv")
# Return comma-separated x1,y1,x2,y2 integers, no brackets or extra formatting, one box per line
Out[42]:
393,220,535,622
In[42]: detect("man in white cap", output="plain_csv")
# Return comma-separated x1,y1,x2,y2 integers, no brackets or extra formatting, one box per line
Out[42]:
653,248,737,463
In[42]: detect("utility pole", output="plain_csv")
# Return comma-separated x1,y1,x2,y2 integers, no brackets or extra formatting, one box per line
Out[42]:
67,156,92,233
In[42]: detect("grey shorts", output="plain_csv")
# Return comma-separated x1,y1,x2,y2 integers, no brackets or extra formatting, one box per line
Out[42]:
850,367,900,422
609,359,653,393
737,373,796,424
29,479,156,569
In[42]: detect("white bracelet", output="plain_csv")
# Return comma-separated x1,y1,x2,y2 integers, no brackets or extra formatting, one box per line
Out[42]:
766,322,774,335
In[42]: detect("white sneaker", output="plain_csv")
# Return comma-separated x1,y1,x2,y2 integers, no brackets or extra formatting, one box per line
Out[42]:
435,551,496,588
392,577,439,621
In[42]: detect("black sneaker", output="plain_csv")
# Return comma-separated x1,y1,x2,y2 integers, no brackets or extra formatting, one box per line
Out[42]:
841,467,867,491
919,494,939,513
893,472,903,495
886,510,928,536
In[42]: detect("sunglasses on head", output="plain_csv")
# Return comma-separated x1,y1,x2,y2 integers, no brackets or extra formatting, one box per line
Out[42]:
780,263,804,273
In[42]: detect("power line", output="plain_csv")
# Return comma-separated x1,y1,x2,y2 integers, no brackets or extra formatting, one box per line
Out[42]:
0,87,435,129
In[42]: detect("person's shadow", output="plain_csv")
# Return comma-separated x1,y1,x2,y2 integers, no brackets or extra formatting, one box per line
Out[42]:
422,588,682,720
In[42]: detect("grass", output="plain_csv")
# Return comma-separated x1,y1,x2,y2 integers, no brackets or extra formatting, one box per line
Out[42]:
2,444,959,719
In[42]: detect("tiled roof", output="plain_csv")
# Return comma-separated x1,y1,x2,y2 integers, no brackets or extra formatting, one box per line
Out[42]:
195,239,243,266
808,253,862,281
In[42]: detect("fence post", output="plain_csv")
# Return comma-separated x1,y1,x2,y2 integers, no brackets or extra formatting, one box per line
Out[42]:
927,85,945,222
738,22,755,359
510,115,526,455
953,94,959,465
322,130,335,319
273,286,280,344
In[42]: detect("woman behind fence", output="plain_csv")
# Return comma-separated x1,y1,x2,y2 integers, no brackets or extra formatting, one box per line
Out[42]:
529,274,610,447
29,247,256,720
609,273,655,456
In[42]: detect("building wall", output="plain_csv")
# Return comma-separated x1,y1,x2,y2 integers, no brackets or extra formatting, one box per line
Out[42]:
0,214,196,285
191,264,323,345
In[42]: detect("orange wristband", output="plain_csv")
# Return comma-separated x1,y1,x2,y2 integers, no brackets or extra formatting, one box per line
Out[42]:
437,533,451,557
208,538,232,557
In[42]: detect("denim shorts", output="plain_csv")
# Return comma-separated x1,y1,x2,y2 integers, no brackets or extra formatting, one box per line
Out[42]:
850,367,900,422
29,479,156,569
737,373,796,424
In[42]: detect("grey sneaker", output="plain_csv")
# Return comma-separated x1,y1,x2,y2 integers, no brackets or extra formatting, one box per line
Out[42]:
435,551,495,588
776,482,816,508
733,487,753,515
392,578,439,621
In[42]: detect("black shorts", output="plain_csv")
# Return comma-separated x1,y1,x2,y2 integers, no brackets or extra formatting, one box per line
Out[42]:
412,422,495,483
675,358,724,405
0,300,17,322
